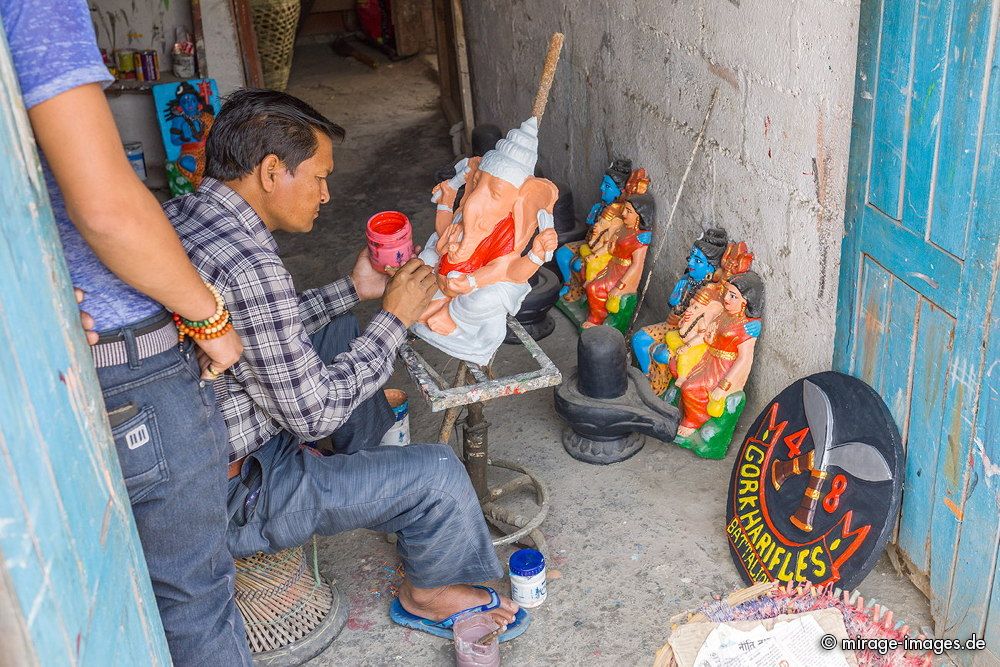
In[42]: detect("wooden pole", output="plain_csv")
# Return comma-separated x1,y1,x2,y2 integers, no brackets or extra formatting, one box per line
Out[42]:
449,0,475,151
531,32,564,121
627,87,719,339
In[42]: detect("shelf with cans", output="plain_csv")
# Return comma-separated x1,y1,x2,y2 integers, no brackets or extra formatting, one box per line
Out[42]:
101,45,197,96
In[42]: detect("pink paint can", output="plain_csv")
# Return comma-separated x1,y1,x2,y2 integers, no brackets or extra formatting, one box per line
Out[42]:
367,211,415,273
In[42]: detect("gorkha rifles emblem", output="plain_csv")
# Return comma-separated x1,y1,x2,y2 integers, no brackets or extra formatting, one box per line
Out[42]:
772,380,893,533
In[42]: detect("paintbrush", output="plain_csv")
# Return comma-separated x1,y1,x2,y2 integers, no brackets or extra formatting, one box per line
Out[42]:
474,626,504,646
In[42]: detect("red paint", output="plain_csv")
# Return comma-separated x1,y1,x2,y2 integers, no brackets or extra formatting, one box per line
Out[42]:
823,474,849,513
367,211,414,273
764,115,771,136
438,214,516,275
783,427,809,457
347,617,375,631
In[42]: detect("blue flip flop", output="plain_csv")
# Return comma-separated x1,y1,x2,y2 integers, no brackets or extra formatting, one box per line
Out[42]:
389,585,530,642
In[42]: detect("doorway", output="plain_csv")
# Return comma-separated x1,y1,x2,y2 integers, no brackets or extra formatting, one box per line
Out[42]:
834,0,999,658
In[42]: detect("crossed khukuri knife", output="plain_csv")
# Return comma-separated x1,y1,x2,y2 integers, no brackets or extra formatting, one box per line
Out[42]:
771,380,893,532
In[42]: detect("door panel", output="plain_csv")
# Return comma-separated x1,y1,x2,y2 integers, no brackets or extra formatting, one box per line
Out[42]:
0,23,170,664
868,0,917,220
835,0,999,656
928,1,994,260
903,0,952,238
895,299,954,573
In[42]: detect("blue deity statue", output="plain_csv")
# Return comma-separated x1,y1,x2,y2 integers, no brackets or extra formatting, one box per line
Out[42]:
556,158,633,290
632,228,729,373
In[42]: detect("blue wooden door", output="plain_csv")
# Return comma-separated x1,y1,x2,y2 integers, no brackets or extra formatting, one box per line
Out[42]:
0,24,170,666
835,0,999,660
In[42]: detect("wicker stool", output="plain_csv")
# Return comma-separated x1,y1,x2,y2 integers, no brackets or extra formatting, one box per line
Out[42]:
249,0,301,91
235,540,347,666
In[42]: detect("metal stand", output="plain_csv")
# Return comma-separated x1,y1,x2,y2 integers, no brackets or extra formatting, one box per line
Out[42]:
399,317,561,556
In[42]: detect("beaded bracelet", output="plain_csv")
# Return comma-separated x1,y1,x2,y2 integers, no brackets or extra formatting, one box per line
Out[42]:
177,282,227,329
174,282,232,343
174,315,233,342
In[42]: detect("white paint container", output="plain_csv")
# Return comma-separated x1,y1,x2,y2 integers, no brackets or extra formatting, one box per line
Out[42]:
124,142,147,181
380,389,410,446
508,548,546,608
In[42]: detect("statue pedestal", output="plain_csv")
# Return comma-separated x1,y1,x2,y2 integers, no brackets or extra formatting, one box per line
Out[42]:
400,317,562,556
554,327,680,465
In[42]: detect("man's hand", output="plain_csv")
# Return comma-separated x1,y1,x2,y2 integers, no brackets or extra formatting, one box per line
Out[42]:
382,259,438,327
350,248,391,300
74,288,99,345
193,328,244,380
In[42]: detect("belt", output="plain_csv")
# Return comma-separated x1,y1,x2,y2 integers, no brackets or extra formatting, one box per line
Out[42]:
228,456,246,480
92,312,177,369
708,348,738,361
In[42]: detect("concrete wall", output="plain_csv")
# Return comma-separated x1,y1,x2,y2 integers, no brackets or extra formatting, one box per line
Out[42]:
464,0,861,415
95,0,245,187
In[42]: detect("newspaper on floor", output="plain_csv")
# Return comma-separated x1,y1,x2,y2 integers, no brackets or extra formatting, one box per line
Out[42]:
668,608,857,667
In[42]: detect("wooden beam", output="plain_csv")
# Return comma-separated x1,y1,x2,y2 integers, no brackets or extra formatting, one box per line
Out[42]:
230,0,265,88
449,0,474,151
190,0,209,79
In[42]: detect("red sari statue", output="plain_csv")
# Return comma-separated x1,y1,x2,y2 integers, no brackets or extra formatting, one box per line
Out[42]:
581,200,651,329
676,272,764,435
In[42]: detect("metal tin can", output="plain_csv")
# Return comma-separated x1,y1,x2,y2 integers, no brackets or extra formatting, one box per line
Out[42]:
124,142,147,181
172,52,196,79
133,52,145,81
140,50,159,81
114,49,137,79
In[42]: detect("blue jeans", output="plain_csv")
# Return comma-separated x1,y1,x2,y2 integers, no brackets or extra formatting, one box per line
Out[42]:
227,314,503,588
97,314,252,667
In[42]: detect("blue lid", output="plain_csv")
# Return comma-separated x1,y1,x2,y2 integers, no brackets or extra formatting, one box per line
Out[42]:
508,548,545,577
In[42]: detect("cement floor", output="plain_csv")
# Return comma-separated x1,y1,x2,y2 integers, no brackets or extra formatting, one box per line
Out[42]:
277,42,936,666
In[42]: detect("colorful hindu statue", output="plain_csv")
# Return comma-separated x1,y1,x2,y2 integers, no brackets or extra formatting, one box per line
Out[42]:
632,228,730,382
554,158,633,300
163,81,215,188
672,271,764,458
554,165,651,334
580,195,654,332
412,117,559,365
640,281,726,396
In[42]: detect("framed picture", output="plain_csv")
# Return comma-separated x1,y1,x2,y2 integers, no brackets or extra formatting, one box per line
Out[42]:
152,78,221,195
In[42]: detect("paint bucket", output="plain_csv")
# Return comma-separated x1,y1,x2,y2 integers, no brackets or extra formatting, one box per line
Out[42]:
508,548,546,608
452,611,500,667
379,389,410,446
115,49,137,79
366,211,414,274
124,142,147,181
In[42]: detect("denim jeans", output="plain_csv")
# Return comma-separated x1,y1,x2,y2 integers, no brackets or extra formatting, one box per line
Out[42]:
226,313,503,588
97,313,252,667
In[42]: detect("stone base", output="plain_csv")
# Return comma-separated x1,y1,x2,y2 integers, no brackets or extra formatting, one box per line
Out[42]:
554,297,589,331
562,428,645,465
504,313,555,344
553,294,636,336
666,387,746,460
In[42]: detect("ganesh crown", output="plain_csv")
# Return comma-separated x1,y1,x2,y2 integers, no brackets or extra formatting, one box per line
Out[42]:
478,117,539,188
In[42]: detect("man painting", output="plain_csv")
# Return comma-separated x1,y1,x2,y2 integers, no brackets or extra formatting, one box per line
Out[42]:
164,89,525,642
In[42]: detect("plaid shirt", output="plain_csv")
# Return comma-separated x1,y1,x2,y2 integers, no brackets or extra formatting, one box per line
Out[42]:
164,178,407,461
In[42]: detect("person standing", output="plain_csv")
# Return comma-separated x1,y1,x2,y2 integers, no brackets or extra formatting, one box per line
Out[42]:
0,1,252,663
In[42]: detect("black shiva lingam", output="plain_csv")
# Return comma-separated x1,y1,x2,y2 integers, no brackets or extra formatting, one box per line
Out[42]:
555,326,680,464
